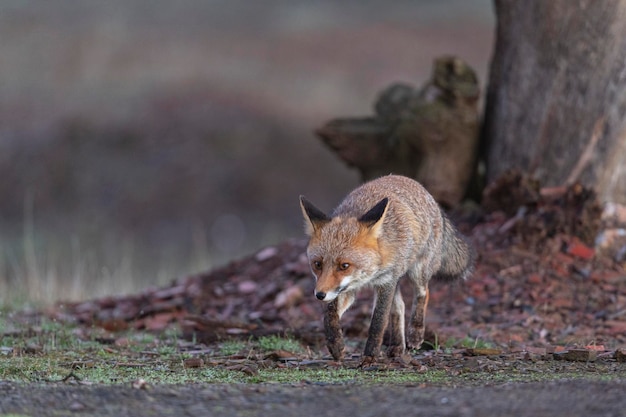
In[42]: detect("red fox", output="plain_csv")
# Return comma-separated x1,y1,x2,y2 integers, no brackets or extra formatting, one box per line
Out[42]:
300,175,473,364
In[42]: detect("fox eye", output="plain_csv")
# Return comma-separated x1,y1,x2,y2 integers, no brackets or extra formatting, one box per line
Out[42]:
338,262,350,271
312,260,323,271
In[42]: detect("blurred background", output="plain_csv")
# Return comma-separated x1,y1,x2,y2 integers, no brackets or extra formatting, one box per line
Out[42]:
0,0,493,304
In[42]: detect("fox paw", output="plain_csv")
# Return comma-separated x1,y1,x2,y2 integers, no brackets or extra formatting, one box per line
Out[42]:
386,345,406,358
407,342,423,352
327,342,345,361
359,355,378,368
406,334,424,351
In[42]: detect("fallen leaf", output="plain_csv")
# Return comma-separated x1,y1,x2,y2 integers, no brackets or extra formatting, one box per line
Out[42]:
465,348,502,356
584,345,605,352
264,350,299,362
567,241,595,260
183,357,204,368
274,286,303,308
554,349,597,362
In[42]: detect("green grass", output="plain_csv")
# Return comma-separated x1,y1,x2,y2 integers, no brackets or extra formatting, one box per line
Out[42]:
1,314,625,387
257,335,304,353
218,340,247,356
0,207,219,307
3,354,622,386
443,336,495,350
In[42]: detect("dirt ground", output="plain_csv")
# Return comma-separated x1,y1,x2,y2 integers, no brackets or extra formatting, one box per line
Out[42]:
53,175,626,353
2,379,626,417
3,176,625,416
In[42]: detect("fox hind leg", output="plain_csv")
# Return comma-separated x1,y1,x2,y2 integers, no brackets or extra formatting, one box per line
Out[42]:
407,284,429,350
386,283,406,357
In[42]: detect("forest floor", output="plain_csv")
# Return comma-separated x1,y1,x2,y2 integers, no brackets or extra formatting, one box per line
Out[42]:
1,174,626,416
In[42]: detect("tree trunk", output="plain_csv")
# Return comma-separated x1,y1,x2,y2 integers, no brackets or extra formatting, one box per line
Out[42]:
483,0,626,204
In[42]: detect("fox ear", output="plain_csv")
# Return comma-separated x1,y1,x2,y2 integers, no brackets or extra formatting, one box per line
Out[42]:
358,198,389,238
300,196,330,236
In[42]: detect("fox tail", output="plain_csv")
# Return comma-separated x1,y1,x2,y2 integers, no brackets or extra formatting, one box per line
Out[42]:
434,210,475,282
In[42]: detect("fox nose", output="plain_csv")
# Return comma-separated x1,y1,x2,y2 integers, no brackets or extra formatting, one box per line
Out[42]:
315,291,326,300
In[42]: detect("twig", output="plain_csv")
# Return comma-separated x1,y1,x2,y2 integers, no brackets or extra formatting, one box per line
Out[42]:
62,372,82,382
498,206,527,234
51,371,82,383
565,116,605,186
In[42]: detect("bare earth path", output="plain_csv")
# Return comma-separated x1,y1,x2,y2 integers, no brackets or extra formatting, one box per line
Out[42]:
2,380,626,417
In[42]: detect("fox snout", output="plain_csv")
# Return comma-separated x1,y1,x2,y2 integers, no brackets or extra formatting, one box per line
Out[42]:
314,276,352,302
314,288,337,302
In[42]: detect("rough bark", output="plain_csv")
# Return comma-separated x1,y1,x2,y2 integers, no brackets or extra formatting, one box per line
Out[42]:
483,0,626,204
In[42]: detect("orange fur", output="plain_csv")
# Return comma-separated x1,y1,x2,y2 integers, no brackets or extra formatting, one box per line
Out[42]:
299,175,473,363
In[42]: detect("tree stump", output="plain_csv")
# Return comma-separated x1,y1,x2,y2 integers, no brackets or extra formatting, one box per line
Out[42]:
316,56,481,208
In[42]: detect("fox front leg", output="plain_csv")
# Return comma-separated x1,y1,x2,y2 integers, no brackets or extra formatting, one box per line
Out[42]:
324,299,345,360
324,291,356,361
361,285,395,366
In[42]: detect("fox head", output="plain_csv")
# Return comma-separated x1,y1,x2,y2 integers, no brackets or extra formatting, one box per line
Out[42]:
299,196,390,302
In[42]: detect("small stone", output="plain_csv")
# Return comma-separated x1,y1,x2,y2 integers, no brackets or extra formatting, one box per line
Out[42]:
131,378,149,390
68,401,86,412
